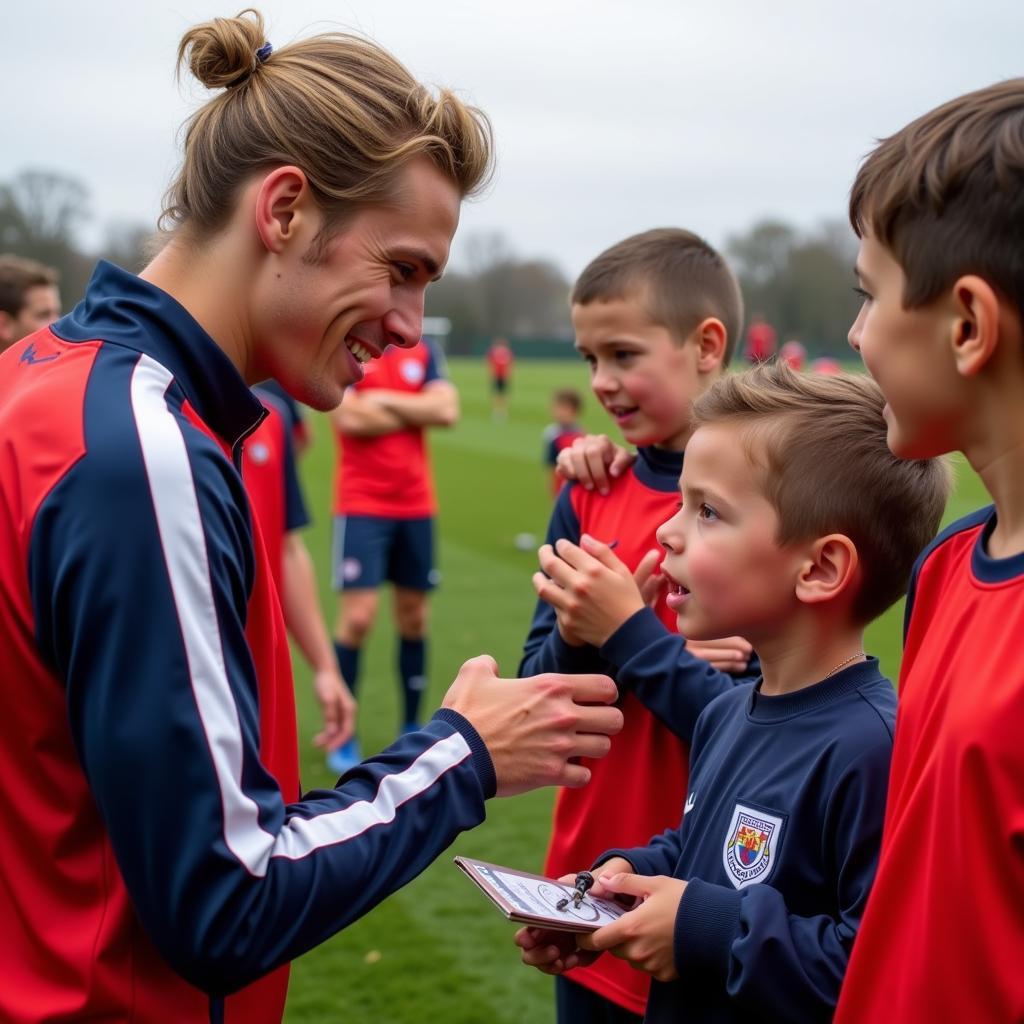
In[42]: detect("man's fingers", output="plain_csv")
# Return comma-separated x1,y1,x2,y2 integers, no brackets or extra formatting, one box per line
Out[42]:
560,762,593,788
459,653,500,677
563,672,620,707
568,732,613,762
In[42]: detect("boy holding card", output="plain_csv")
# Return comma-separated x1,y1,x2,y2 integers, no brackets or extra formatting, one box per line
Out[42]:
518,363,950,1021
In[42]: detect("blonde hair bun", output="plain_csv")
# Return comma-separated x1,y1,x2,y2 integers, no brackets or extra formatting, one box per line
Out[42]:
178,8,267,90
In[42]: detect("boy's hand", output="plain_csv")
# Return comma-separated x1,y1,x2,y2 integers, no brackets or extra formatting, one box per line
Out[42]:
534,535,659,647
440,656,623,795
633,549,666,608
515,922,601,975
685,636,754,674
556,434,636,495
578,872,687,983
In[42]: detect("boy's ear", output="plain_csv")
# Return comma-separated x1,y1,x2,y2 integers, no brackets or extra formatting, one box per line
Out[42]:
693,317,728,373
253,166,315,255
795,534,859,608
0,311,14,346
949,275,1001,377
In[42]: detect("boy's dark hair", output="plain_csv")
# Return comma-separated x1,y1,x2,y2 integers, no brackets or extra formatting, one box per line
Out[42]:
693,362,952,625
572,229,744,365
553,388,582,413
849,78,1024,317
0,255,58,317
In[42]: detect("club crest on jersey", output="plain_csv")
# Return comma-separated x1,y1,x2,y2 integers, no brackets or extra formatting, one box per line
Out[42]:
722,804,784,888
400,359,425,385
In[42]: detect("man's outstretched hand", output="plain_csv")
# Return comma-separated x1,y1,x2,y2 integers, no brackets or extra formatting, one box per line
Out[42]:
442,656,623,796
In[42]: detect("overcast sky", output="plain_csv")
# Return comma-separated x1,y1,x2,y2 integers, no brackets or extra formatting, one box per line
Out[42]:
4,0,1023,278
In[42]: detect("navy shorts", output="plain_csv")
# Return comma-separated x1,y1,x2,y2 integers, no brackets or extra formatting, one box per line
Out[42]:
332,515,438,591
492,376,508,394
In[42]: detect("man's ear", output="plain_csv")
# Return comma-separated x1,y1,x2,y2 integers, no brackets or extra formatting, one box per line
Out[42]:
795,534,859,607
693,317,727,373
949,275,1001,378
253,166,313,254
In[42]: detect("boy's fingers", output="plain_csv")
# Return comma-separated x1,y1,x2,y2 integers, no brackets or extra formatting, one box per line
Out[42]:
579,533,627,570
598,871,650,898
609,448,636,478
583,446,612,494
632,548,662,585
537,546,573,584
533,571,570,610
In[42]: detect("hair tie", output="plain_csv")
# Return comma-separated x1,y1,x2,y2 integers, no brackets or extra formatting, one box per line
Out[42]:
256,42,273,64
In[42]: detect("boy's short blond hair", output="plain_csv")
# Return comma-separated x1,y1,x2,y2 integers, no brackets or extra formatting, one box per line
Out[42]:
692,362,952,624
849,78,1024,319
571,229,744,364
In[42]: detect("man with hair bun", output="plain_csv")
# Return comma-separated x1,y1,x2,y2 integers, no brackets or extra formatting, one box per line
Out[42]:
0,10,622,1022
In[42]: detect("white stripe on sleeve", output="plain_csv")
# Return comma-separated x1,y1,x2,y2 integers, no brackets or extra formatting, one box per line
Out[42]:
130,355,475,878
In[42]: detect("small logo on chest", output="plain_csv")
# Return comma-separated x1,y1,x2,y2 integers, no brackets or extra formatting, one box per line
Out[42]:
400,359,425,385
722,804,784,888
248,441,271,464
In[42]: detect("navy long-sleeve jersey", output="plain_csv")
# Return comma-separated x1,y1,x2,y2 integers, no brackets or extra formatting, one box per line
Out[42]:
0,262,495,1023
602,658,895,1023
519,448,758,1014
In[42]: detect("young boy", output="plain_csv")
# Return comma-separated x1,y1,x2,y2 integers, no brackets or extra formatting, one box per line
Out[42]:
518,363,951,1022
543,387,584,494
835,79,1024,1022
520,228,758,1022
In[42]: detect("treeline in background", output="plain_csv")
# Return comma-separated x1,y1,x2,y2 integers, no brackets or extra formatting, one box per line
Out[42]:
2,167,859,358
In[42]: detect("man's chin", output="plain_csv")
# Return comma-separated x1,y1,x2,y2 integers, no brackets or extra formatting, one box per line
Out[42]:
287,375,346,413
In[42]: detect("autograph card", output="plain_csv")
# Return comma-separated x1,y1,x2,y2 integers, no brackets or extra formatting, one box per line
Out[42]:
453,856,626,933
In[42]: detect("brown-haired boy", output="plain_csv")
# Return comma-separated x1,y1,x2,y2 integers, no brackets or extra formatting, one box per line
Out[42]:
520,363,950,1023
519,228,757,1022
835,79,1024,1021
0,254,60,351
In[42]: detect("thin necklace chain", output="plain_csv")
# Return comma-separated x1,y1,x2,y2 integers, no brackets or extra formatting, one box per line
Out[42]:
823,652,866,679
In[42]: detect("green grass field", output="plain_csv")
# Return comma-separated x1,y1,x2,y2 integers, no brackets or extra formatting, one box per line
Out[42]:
283,358,987,1023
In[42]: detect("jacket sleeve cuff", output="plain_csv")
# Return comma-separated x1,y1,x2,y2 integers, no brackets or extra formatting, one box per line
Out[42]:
599,607,668,674
546,629,607,673
594,847,658,877
675,877,742,982
432,708,497,799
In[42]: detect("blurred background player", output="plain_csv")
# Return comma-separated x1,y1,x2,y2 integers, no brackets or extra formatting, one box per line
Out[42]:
244,385,357,757
0,254,61,352
329,336,458,772
543,387,584,494
258,377,312,456
487,335,514,418
743,312,777,364
779,337,807,370
810,356,843,375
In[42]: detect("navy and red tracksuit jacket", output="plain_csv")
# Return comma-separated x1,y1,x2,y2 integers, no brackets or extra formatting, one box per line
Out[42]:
0,261,495,1023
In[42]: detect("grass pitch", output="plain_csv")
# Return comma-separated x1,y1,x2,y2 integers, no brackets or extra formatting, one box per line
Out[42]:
284,358,987,1023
